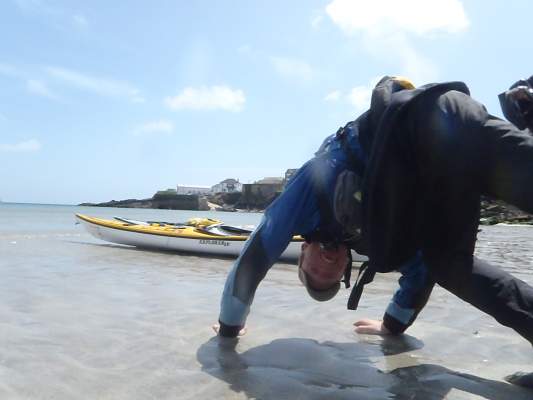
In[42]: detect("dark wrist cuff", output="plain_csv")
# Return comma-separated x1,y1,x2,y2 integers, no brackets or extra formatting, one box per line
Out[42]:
218,321,242,337
383,313,408,335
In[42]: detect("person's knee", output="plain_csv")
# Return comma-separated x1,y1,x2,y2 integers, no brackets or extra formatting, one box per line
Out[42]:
424,253,474,295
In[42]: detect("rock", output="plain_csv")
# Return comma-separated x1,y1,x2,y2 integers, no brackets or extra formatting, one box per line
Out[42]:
79,195,204,210
480,196,533,225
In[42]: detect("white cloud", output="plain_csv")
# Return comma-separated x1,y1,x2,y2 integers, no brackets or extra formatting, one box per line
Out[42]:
1,65,64,101
325,0,453,84
46,67,143,102
0,139,41,153
326,77,382,113
347,86,373,112
326,0,469,36
324,90,341,102
362,34,439,84
165,85,245,112
391,37,439,83
270,56,314,82
133,120,174,136
26,79,59,100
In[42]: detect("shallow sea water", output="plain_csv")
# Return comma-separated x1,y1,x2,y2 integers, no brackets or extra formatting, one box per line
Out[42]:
1,203,533,399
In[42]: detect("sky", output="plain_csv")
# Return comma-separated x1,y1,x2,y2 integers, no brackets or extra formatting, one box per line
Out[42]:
1,0,531,204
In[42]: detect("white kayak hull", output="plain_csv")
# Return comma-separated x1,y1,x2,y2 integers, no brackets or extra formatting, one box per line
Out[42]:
76,214,302,260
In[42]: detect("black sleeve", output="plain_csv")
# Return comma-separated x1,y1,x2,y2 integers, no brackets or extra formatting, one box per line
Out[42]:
218,321,243,338
382,281,435,335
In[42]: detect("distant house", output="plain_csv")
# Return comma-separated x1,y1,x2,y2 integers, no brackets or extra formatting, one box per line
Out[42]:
176,185,211,195
211,178,243,194
284,168,298,185
254,177,284,185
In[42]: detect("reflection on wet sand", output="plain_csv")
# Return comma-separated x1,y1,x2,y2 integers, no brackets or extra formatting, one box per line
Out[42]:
198,336,532,400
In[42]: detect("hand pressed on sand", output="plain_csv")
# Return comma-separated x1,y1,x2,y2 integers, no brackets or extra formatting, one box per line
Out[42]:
212,324,247,337
354,319,391,335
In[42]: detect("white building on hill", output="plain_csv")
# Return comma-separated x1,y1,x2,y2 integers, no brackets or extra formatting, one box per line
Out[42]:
176,185,212,195
211,178,242,193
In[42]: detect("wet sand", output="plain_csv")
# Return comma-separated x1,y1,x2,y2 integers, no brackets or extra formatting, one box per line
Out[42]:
1,223,533,399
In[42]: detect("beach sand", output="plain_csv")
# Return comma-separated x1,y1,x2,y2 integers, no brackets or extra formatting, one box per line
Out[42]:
1,221,533,399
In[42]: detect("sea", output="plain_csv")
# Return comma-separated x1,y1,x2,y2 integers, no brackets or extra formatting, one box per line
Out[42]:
2,202,533,399
0,202,264,234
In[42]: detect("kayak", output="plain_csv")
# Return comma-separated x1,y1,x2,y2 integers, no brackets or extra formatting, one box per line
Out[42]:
75,214,304,260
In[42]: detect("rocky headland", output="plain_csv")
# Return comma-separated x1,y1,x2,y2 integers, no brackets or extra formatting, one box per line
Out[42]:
80,193,533,225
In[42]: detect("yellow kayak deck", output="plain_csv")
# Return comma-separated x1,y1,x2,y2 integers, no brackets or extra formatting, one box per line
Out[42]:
76,214,303,242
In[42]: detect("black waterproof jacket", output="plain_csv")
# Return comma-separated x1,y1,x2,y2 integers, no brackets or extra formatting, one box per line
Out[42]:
360,78,470,272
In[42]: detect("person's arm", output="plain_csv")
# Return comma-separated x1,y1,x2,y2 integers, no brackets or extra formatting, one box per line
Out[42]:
217,161,321,337
354,252,434,335
382,252,434,334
